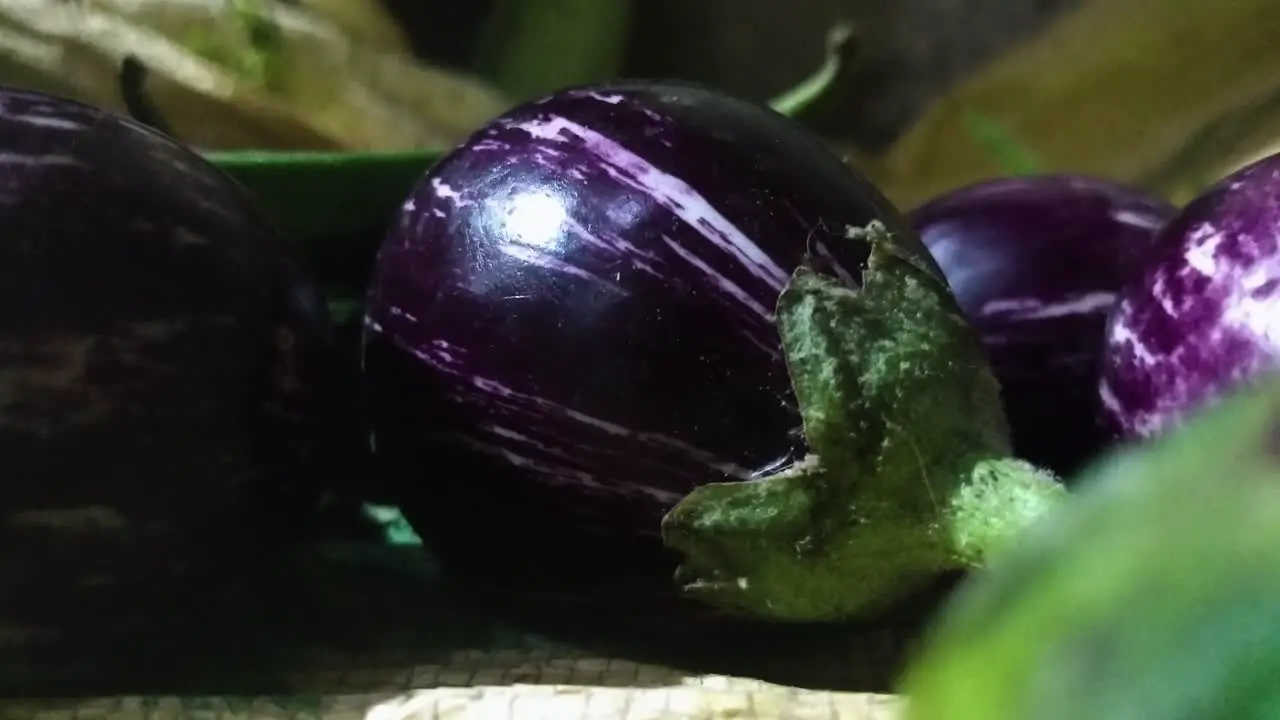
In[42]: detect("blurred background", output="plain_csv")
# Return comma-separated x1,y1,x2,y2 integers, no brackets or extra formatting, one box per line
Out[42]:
6,0,1280,210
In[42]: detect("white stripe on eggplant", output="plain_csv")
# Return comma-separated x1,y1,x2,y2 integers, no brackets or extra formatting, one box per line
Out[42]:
506,115,791,290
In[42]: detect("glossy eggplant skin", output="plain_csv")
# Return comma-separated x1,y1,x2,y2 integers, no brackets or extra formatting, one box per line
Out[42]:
363,81,939,616
0,88,334,638
913,175,1174,476
1101,153,1280,442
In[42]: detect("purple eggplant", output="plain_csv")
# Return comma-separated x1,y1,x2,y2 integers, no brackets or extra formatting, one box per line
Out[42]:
363,81,1063,622
0,88,334,637
912,176,1175,474
1101,153,1280,441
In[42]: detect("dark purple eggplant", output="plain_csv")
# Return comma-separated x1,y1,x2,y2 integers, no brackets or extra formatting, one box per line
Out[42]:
0,88,334,637
912,175,1175,475
363,81,1063,622
1101,152,1280,441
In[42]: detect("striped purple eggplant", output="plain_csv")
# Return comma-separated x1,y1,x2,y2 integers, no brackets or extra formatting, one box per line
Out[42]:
1101,153,1280,441
0,88,334,639
362,81,941,614
362,81,1066,622
912,176,1175,475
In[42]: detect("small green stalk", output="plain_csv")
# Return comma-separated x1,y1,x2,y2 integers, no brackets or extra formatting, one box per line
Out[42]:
118,56,173,136
661,221,1065,622
768,22,858,118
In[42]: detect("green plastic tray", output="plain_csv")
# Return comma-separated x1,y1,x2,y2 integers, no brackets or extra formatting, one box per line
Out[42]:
204,149,443,313
207,150,442,242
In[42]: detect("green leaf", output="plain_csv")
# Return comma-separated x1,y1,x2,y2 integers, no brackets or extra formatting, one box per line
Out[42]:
473,0,632,101
186,0,286,92
962,109,1043,175
902,375,1280,720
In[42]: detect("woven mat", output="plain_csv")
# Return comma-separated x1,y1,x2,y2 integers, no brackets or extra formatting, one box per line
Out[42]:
2,664,902,719
0,540,922,719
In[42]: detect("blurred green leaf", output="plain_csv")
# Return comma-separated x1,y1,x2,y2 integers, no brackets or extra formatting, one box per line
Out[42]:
878,0,1280,208
326,298,364,326
473,0,632,101
962,109,1043,176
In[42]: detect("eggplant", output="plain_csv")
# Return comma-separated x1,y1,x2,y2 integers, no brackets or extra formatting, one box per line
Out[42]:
363,81,1063,622
912,175,1175,475
1100,151,1280,441
0,88,333,639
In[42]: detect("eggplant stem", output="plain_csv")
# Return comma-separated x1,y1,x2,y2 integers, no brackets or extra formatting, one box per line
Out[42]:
768,22,858,118
661,219,1067,622
118,56,175,137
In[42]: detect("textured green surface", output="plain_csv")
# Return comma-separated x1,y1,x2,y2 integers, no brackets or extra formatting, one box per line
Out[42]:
663,222,1064,622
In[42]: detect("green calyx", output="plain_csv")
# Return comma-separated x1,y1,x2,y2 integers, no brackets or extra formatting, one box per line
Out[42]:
660,221,1065,622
